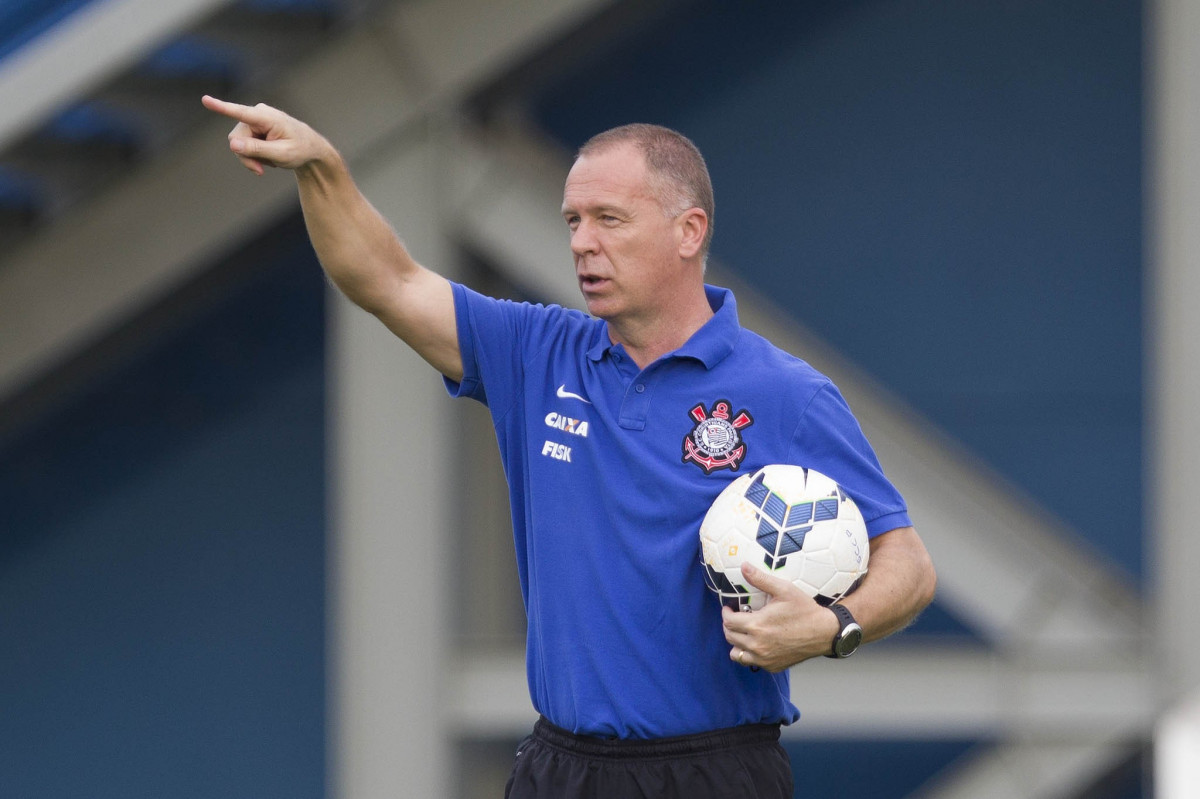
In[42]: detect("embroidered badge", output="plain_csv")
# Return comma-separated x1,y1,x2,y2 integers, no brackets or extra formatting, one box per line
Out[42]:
682,399,754,474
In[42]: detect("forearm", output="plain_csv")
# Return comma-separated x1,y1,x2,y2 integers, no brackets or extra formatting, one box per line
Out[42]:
722,525,935,671
841,526,936,644
295,147,419,315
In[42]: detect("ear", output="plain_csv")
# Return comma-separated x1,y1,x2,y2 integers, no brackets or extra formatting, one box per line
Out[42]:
676,208,708,260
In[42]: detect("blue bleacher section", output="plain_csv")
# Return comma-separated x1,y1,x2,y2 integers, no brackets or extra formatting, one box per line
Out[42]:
0,0,338,63
0,213,327,797
0,0,337,234
0,0,97,61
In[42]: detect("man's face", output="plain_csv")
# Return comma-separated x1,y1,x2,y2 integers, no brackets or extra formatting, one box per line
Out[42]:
561,144,683,324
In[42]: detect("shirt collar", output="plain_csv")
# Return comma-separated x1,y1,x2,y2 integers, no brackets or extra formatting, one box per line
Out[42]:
585,284,739,369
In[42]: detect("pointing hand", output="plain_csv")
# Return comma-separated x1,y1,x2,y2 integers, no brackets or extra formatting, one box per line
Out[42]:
201,95,334,176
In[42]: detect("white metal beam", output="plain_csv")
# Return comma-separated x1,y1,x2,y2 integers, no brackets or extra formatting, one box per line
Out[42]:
1148,0,1200,707
1149,0,1200,795
448,645,1152,742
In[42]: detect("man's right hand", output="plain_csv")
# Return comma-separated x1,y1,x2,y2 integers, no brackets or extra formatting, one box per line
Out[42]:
202,95,335,176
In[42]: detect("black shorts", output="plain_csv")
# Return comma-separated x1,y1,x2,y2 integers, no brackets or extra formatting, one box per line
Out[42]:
505,716,794,799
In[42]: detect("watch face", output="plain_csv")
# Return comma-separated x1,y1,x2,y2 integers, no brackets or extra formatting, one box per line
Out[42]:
836,624,863,657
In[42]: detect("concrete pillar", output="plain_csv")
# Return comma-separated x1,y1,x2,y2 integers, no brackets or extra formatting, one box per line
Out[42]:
1149,0,1200,794
328,128,456,798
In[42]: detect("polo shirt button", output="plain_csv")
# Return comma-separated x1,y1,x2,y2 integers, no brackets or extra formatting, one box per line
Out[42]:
635,384,645,393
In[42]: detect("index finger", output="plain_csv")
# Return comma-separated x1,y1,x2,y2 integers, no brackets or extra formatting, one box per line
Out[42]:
201,95,267,125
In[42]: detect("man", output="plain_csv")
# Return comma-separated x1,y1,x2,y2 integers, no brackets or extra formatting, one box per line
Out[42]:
202,95,936,798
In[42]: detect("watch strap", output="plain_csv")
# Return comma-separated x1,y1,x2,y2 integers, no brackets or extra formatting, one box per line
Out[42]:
825,603,862,659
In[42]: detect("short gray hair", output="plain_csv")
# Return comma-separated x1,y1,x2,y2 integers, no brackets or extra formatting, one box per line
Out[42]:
577,123,715,259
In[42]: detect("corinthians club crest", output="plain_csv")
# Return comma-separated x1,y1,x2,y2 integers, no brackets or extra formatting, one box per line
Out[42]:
682,399,754,474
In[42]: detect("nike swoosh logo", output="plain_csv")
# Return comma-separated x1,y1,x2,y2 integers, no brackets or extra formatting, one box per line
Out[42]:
556,384,592,404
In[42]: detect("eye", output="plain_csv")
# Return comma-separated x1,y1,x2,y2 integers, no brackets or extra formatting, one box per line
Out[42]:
564,214,580,230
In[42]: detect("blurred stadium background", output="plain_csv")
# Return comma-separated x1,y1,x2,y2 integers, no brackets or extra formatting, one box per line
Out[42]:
1,0,1197,796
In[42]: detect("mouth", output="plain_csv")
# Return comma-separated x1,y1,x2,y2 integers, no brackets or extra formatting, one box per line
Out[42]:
578,274,609,293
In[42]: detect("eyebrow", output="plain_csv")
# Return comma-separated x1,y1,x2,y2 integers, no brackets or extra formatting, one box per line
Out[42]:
561,203,630,217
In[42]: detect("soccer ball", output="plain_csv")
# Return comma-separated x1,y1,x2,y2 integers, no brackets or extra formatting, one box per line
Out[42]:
699,464,869,611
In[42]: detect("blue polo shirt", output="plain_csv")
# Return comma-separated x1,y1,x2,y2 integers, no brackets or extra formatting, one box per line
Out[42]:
445,282,911,739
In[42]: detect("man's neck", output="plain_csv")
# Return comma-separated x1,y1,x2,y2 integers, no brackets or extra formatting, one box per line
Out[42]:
609,293,715,369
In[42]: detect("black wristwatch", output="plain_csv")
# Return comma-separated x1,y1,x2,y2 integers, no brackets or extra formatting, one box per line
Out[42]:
825,603,863,659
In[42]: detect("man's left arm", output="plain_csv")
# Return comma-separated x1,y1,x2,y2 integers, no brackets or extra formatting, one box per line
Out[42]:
721,526,936,672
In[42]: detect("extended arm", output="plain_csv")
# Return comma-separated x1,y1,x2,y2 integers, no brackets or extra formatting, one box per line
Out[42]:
721,526,936,672
201,96,462,381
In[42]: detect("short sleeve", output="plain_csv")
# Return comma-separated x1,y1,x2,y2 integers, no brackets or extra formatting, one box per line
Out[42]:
790,382,912,536
441,281,595,416
443,282,487,403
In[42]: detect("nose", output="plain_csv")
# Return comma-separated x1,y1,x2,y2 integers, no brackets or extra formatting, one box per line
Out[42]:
570,219,598,257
